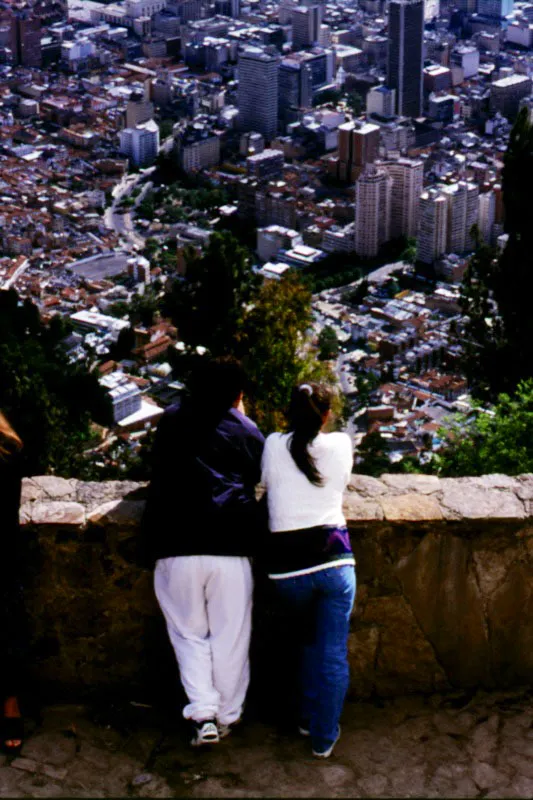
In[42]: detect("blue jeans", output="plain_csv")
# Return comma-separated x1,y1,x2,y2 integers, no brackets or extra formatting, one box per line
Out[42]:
273,564,356,752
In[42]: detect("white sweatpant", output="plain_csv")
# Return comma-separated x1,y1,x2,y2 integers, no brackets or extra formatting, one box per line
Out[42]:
154,555,253,725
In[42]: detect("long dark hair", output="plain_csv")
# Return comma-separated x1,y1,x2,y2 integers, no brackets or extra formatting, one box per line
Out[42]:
287,382,333,486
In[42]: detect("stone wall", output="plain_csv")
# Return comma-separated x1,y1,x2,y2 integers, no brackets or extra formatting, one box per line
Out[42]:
20,473,533,703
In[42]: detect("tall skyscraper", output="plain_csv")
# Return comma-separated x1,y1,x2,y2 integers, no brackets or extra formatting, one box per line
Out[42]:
337,120,380,181
278,49,334,124
8,7,41,67
417,189,448,264
441,181,479,254
354,165,392,258
238,47,280,141
291,4,321,50
387,0,424,118
381,157,424,239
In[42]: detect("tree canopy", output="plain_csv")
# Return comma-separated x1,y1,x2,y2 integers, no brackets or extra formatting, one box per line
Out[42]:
163,231,258,353
435,379,533,477
317,325,339,360
460,109,533,401
0,289,112,476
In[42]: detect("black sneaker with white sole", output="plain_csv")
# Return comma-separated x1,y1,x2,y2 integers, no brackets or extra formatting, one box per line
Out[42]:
190,719,219,747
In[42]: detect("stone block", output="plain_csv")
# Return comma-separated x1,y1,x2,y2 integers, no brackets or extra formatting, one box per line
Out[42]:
360,596,449,694
472,547,518,604
31,476,79,500
347,475,387,497
468,715,499,765
347,626,379,697
397,532,491,687
379,494,443,521
472,760,510,790
516,475,533,501
427,764,478,798
76,481,144,509
343,496,383,521
488,563,533,685
381,474,441,494
387,765,427,796
440,482,526,520
30,502,86,527
21,478,46,504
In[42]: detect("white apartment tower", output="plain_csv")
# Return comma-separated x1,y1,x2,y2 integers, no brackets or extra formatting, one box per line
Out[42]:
354,165,392,258
119,119,160,166
238,47,280,142
441,181,479,254
381,157,424,239
417,189,448,264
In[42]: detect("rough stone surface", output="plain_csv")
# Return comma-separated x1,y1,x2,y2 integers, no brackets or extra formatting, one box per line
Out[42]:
29,502,86,527
379,493,443,521
439,481,526,520
17,474,533,700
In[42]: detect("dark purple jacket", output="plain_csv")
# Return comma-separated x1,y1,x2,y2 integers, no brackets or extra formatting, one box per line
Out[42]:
141,399,265,564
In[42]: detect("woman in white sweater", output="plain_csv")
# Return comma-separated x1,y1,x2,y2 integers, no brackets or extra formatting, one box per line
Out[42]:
261,382,355,759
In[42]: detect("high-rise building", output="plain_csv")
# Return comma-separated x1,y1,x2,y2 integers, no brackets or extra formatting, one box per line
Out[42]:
381,157,424,239
417,189,448,264
490,74,532,120
366,85,396,118
238,47,280,141
441,181,479,254
477,0,513,17
8,8,41,67
214,0,240,17
279,49,334,124
126,90,154,129
387,0,424,118
291,4,321,50
354,165,392,258
119,120,160,166
337,120,380,181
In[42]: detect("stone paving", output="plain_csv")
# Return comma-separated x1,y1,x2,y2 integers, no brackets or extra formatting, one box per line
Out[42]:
3,689,533,798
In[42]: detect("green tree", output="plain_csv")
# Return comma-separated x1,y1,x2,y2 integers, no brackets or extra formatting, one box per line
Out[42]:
163,232,258,352
354,430,390,477
345,279,369,306
434,379,533,476
400,237,418,266
460,109,533,401
317,325,339,360
313,87,341,107
345,90,363,117
240,273,314,432
0,289,112,476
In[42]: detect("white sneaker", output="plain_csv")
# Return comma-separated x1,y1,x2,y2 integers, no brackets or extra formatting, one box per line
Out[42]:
312,726,341,759
190,720,219,747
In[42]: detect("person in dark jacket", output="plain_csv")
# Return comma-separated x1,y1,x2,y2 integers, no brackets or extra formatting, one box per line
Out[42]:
143,357,265,747
0,411,25,755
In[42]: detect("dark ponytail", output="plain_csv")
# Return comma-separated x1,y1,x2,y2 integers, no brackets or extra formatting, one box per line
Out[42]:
287,383,333,486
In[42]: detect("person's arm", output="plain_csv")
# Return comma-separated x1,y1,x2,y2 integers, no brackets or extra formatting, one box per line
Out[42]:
240,422,266,488
339,433,354,487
